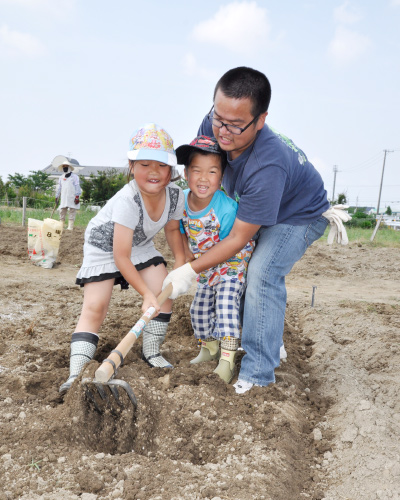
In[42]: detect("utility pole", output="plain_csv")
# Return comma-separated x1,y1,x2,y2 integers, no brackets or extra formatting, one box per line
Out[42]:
332,165,339,204
376,150,393,215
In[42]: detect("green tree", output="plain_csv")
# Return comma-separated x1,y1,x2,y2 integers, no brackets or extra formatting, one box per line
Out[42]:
28,170,54,193
81,169,127,204
0,176,5,198
8,173,30,189
386,206,392,216
352,210,368,219
175,177,188,190
337,193,347,205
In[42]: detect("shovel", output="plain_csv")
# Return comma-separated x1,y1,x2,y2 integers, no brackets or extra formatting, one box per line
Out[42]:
82,283,173,414
49,200,58,219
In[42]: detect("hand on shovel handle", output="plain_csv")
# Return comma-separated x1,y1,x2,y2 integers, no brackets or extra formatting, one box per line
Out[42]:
94,283,173,383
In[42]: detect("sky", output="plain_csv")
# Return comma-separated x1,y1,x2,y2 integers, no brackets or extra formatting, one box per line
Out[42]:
1,0,399,211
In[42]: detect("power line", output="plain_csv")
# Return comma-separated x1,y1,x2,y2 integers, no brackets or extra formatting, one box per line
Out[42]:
340,151,383,173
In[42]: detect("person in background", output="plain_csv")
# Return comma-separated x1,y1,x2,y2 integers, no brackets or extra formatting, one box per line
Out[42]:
53,156,82,230
59,124,185,393
176,135,254,383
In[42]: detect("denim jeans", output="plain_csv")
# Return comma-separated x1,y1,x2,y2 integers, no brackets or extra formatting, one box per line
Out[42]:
239,216,328,386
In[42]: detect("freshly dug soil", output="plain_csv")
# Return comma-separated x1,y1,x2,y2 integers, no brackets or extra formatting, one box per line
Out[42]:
0,224,399,500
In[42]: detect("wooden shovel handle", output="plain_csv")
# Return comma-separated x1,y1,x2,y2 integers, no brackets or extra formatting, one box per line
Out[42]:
94,283,173,383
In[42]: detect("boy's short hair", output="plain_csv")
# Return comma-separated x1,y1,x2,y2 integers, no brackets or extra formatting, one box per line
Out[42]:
176,136,227,172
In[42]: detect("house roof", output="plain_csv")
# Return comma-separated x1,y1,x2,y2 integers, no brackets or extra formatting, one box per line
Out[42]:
43,163,127,178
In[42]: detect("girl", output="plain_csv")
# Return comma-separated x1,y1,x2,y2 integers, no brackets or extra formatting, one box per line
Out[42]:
59,123,185,394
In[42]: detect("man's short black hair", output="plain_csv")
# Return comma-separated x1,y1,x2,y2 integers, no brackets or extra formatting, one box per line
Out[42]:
213,67,271,118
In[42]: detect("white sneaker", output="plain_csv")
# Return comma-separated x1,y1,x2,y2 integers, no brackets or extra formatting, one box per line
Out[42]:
234,379,259,394
280,345,287,360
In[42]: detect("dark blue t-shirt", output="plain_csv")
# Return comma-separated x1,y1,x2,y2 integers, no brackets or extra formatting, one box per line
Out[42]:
199,116,329,226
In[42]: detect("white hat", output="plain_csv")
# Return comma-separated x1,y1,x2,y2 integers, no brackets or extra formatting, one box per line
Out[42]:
127,123,177,167
51,155,80,172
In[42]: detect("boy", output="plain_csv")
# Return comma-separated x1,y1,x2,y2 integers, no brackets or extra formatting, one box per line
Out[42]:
175,136,255,383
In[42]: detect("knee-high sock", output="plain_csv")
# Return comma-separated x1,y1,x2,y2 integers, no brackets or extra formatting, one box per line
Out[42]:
59,332,98,392
142,313,172,368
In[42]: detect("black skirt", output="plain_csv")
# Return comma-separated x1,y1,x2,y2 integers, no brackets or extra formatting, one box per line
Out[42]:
75,256,167,290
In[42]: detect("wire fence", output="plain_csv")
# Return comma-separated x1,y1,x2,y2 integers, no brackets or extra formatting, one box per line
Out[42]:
0,197,108,227
0,197,108,210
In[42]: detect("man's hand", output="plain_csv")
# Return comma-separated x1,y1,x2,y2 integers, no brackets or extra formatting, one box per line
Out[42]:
162,263,197,299
74,196,80,205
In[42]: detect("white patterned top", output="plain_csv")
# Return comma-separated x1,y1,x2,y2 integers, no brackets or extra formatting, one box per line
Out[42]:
76,180,184,280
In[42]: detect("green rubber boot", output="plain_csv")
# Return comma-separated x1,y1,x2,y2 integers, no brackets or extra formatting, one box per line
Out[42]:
190,339,220,364
213,349,236,383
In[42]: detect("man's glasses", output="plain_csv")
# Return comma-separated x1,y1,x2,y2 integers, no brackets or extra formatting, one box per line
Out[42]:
207,105,259,136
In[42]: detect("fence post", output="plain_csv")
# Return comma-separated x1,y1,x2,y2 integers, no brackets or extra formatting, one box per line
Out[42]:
22,197,27,227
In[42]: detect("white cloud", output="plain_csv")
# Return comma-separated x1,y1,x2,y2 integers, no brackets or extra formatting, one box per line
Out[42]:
328,26,371,65
191,1,271,54
182,52,220,82
0,24,45,57
334,2,362,24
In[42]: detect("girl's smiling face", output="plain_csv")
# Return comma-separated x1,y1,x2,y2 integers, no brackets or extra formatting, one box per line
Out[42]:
131,160,171,197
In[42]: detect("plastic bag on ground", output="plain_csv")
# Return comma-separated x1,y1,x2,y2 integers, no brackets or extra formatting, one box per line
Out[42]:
27,218,64,269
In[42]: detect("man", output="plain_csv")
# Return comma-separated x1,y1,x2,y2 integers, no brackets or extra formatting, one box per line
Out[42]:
53,155,81,230
164,67,330,393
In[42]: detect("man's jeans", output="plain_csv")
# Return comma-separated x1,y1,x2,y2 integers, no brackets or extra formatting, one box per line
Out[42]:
239,216,328,386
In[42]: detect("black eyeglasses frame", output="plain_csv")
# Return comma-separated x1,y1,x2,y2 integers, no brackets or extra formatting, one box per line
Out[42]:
207,105,260,135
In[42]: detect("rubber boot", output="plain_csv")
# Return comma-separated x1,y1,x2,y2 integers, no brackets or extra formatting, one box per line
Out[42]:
142,314,173,368
213,349,237,383
59,332,99,393
67,219,74,230
190,339,220,364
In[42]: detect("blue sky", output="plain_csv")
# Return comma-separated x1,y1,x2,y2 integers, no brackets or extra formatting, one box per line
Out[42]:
1,0,399,210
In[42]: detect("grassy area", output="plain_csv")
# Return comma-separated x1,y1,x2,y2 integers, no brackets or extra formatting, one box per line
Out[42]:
2,205,399,247
320,225,400,247
0,205,96,227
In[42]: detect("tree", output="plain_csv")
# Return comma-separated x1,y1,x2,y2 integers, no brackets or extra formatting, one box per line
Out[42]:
175,177,188,190
81,169,127,204
330,192,347,206
8,173,30,189
28,170,54,193
386,206,392,216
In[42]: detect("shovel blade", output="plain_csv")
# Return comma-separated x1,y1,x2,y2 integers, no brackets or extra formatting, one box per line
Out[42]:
82,378,138,414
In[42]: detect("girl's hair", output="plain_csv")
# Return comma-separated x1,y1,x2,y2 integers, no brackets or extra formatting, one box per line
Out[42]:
127,160,181,183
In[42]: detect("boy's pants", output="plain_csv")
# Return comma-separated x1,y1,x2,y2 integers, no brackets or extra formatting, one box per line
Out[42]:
190,280,245,340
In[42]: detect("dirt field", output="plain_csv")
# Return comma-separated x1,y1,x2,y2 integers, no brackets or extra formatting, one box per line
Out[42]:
0,224,399,500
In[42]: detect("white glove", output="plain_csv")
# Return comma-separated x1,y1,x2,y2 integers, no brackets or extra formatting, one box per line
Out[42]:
162,263,197,299
322,205,352,245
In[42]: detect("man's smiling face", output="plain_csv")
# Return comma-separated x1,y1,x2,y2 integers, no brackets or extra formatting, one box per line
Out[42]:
212,89,267,160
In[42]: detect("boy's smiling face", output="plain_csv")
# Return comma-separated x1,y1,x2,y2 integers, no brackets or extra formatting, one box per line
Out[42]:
185,153,223,210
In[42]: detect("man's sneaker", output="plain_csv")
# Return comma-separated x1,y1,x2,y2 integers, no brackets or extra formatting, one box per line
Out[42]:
280,345,287,360
233,379,260,394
